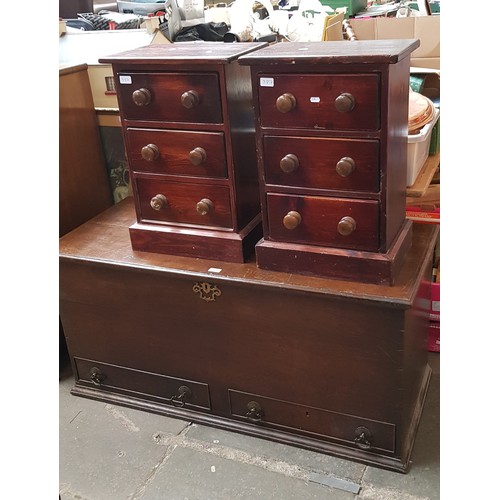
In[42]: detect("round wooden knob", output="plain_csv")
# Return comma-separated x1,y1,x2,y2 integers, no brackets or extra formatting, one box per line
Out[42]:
280,154,299,173
283,211,302,230
189,147,207,166
181,90,200,109
335,157,356,177
196,198,214,215
337,216,356,235
334,93,355,113
132,88,152,106
150,194,168,211
276,93,296,113
141,144,160,162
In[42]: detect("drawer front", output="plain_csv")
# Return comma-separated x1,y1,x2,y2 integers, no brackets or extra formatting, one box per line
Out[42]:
135,177,233,228
127,128,227,178
229,389,395,453
267,193,379,251
263,136,379,192
258,73,380,131
75,357,211,411
116,72,222,123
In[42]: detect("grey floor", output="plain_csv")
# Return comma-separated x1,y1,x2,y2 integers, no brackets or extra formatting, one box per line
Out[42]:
59,353,439,500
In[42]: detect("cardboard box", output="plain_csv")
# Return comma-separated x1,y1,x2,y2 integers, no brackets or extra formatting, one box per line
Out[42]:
326,15,440,69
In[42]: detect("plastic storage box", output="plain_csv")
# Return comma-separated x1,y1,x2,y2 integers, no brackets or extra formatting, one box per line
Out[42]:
407,108,440,187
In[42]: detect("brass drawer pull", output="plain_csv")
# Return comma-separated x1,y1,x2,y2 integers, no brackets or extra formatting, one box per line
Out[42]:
354,426,373,450
189,147,207,166
245,401,264,422
167,385,193,408
181,90,200,109
337,216,356,236
89,367,105,386
150,194,168,211
276,93,296,113
132,88,152,106
283,211,302,230
280,154,299,173
334,92,356,113
335,157,356,177
141,144,160,161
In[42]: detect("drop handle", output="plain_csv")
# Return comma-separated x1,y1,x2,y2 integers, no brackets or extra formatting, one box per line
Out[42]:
334,92,356,113
354,426,373,450
276,93,296,113
181,90,200,109
141,144,160,161
283,211,302,230
337,216,356,236
189,147,207,166
150,194,168,211
335,157,356,177
167,385,193,408
245,401,264,422
280,154,299,173
132,88,152,106
89,367,105,386
196,198,214,215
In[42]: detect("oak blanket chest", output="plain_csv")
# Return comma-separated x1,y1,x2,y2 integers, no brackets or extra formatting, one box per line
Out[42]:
60,198,437,472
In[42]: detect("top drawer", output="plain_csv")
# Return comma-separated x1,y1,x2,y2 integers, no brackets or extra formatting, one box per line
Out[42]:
258,73,380,131
116,72,223,124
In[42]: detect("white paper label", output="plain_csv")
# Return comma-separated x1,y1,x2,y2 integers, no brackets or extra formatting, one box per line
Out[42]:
260,77,274,87
208,267,222,273
119,75,132,84
310,96,320,103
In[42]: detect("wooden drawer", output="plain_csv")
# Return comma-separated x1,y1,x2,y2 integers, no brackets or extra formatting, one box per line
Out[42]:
263,135,379,192
267,193,379,251
229,389,395,453
258,73,380,131
126,128,227,179
74,357,212,411
135,177,233,228
116,71,222,124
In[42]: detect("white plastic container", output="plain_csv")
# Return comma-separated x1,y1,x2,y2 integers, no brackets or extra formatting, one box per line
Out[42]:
406,107,440,187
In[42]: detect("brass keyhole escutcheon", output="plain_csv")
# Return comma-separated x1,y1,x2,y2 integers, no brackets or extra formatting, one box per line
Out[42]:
276,93,296,113
189,147,207,166
337,216,356,236
90,367,105,386
196,198,214,215
335,157,356,177
141,144,160,161
132,88,152,106
334,92,355,113
181,90,200,109
150,194,168,211
283,211,302,230
280,154,299,173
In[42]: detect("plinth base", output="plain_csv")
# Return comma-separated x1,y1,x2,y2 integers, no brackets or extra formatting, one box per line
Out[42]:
129,216,262,263
256,220,413,284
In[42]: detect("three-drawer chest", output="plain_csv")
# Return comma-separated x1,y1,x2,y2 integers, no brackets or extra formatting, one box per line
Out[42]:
239,40,420,283
100,42,267,263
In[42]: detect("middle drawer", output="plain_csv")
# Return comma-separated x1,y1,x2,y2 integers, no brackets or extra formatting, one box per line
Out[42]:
126,128,228,179
263,135,379,192
135,177,233,228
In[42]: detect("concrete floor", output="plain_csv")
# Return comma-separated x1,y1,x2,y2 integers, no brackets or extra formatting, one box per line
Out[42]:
59,353,439,500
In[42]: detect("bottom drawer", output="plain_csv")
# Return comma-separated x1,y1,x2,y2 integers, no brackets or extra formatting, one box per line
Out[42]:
229,389,395,453
74,358,211,411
